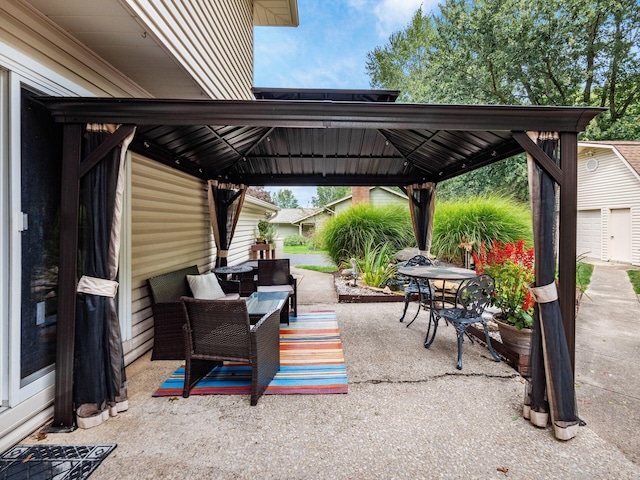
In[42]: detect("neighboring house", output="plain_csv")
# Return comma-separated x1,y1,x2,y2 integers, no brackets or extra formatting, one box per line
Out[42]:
269,208,324,238
270,187,410,239
0,0,295,452
326,186,408,214
577,141,640,266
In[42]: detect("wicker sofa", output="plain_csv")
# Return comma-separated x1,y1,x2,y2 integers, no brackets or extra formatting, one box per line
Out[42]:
147,265,239,360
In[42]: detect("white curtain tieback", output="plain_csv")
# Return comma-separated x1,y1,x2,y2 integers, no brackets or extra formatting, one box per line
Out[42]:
528,282,557,303
77,276,119,298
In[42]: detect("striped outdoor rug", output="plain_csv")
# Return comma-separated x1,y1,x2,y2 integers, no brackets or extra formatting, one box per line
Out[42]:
152,311,348,397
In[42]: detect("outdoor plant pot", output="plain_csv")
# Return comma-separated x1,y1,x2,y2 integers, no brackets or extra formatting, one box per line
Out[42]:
494,315,532,356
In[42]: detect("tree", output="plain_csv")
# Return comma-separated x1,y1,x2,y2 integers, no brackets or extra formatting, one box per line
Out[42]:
366,1,640,197
311,186,351,207
246,186,273,203
272,189,299,208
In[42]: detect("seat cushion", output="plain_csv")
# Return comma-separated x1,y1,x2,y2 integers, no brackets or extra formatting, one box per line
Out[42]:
187,273,226,300
256,285,294,294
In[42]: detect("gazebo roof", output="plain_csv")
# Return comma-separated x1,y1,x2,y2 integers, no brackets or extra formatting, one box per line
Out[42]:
40,94,603,187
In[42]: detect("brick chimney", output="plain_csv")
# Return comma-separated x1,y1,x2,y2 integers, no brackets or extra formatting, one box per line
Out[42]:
351,186,370,205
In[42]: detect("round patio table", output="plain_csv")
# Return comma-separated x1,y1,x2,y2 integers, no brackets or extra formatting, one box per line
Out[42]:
397,265,477,348
212,264,253,277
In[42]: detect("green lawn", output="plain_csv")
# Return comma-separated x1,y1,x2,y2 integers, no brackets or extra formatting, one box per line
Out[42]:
628,270,640,294
284,245,329,255
294,265,338,273
576,261,594,292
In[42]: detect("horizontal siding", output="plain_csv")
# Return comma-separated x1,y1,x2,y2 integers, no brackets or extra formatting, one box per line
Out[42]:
370,188,407,207
633,207,640,266
578,151,640,209
578,151,640,266
128,154,277,360
129,153,214,360
0,2,150,97
125,0,253,100
275,224,299,239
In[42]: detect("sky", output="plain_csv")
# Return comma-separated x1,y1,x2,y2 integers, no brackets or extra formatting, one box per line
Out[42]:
254,0,439,207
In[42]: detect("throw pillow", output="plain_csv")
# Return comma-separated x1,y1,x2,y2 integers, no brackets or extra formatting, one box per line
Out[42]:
186,273,226,300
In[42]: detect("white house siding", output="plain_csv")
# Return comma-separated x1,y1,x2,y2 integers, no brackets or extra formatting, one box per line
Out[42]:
0,4,151,456
123,0,254,100
129,154,277,363
0,1,150,98
229,199,278,263
577,149,640,265
275,224,300,239
128,154,214,364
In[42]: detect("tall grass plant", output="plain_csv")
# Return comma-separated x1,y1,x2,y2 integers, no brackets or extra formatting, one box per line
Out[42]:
318,203,414,266
431,195,532,264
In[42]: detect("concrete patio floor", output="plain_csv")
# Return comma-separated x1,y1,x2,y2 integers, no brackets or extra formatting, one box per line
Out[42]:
19,266,640,479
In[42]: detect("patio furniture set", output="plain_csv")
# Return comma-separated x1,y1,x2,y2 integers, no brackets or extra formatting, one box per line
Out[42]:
146,259,297,404
398,255,501,370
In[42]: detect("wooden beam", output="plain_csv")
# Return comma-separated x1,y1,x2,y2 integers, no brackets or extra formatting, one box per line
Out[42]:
46,124,83,431
512,131,563,185
558,132,578,372
79,125,136,178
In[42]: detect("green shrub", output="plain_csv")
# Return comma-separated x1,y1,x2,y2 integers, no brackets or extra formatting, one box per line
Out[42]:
431,195,532,264
318,203,414,266
284,234,307,246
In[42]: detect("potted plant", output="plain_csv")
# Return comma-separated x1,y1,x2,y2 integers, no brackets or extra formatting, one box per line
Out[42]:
472,239,535,356
256,219,275,244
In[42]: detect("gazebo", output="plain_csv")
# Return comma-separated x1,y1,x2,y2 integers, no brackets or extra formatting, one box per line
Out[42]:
40,90,603,439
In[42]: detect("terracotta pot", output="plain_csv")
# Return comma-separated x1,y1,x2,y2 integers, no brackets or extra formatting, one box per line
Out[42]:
494,316,533,356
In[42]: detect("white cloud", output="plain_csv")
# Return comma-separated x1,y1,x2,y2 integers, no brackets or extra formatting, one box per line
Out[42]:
371,0,438,38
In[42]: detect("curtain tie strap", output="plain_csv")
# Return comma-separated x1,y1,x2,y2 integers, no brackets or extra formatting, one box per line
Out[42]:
77,276,119,298
217,250,229,258
528,282,557,304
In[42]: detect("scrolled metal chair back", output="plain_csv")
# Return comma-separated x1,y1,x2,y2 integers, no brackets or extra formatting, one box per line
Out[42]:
456,274,495,317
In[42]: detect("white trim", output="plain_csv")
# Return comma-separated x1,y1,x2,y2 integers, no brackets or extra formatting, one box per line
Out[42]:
578,142,640,183
8,71,22,407
0,386,53,453
0,67,8,406
119,152,133,341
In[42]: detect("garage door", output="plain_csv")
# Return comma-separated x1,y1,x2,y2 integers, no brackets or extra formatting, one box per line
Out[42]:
577,210,602,259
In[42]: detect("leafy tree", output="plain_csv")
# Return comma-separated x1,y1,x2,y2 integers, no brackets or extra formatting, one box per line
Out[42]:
311,186,351,207
272,189,299,208
246,186,273,203
366,0,640,197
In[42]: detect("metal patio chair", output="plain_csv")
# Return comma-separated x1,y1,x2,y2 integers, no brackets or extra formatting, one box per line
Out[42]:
398,255,434,324
432,273,501,370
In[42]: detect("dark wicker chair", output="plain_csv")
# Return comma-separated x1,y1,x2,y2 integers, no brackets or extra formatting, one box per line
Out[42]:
147,265,238,360
181,297,281,406
398,255,434,323
256,259,297,317
431,273,501,370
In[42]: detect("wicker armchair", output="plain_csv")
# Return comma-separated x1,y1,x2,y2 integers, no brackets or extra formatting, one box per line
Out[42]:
147,265,238,360
181,297,281,406
257,259,297,317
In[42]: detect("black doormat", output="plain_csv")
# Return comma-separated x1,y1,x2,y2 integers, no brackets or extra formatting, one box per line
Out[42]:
0,444,116,480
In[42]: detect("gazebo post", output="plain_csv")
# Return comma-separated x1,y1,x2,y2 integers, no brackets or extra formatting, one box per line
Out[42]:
558,131,578,372
46,123,83,432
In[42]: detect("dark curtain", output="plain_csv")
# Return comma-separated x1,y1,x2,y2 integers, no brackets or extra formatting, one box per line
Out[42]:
208,181,246,268
407,183,436,256
525,132,580,440
74,124,134,428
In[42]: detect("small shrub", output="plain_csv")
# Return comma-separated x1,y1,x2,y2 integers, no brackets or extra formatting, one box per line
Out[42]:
431,195,532,264
356,240,398,288
318,203,414,266
284,234,307,246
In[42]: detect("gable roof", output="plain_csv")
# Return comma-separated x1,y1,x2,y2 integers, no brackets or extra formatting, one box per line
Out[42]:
579,141,640,178
270,207,322,224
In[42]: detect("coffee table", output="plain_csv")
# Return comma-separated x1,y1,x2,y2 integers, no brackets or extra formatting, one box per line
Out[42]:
246,291,290,325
